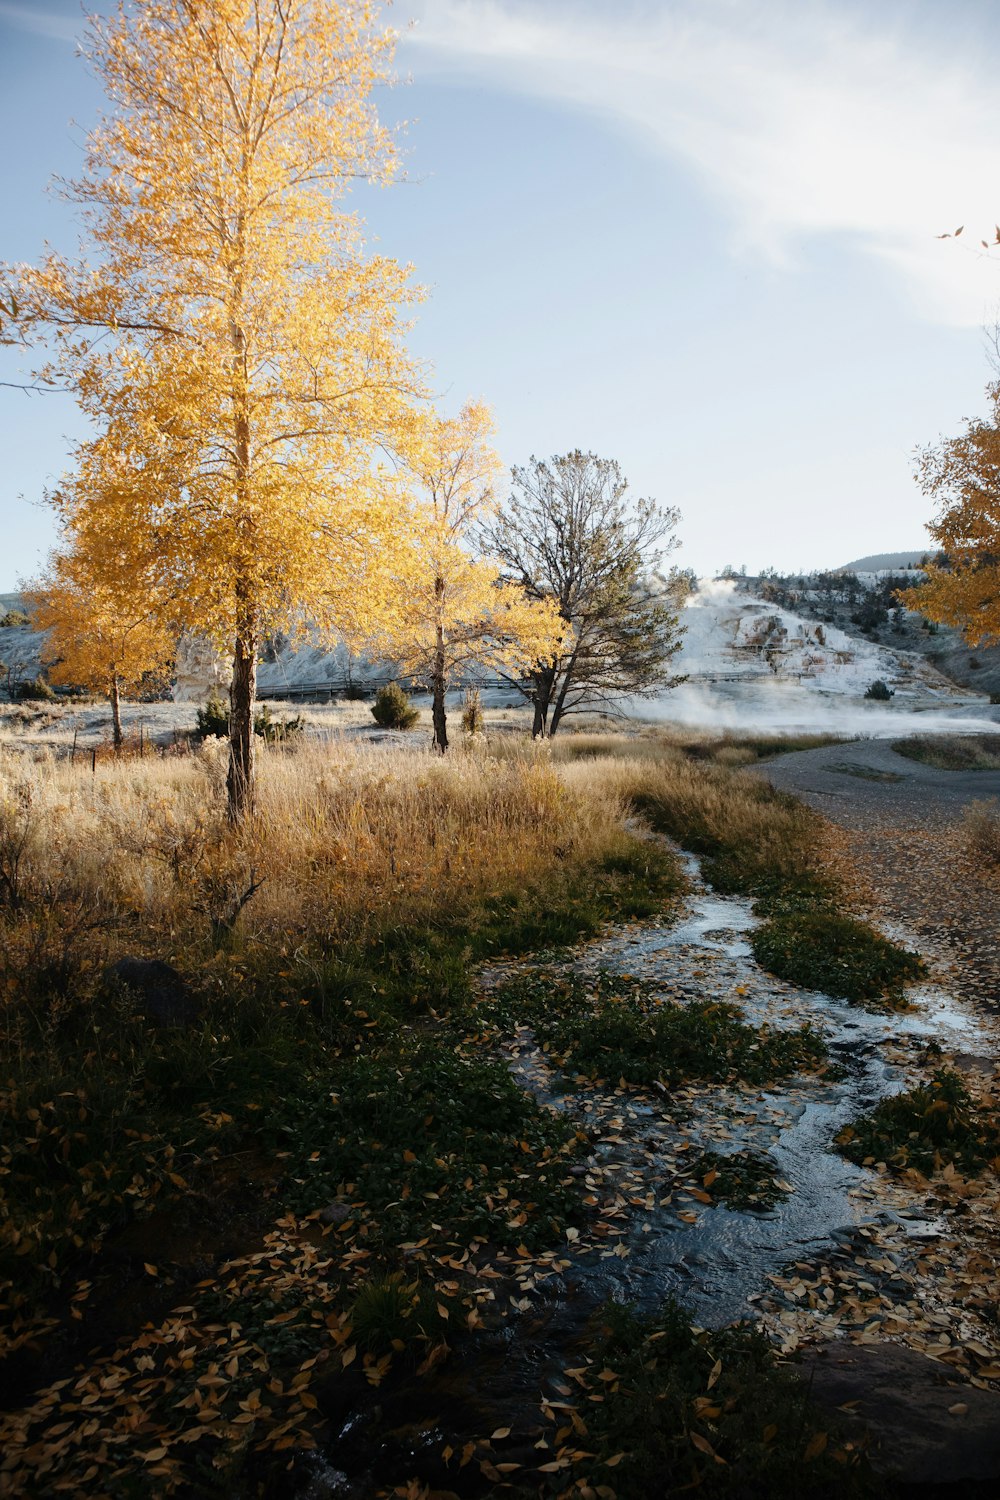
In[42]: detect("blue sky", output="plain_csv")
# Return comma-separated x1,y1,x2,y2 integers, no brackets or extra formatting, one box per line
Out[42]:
2,0,1000,588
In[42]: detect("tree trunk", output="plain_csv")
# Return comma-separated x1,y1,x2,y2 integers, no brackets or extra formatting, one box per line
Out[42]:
548,633,585,736
227,612,258,824
110,671,123,752
531,663,555,739
431,648,448,754
549,685,579,736
431,668,448,753
431,577,448,754
531,696,548,738
226,205,256,824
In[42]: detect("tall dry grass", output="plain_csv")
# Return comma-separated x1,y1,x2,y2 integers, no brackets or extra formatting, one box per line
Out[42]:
0,726,838,970
557,749,825,894
0,726,853,1074
0,738,633,970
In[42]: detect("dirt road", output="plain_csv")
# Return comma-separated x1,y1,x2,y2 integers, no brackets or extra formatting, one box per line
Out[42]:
755,739,1000,1015
755,737,1000,829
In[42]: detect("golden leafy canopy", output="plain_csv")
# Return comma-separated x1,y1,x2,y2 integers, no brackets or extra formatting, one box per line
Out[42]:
379,402,563,687
903,381,1000,645
26,521,176,700
4,0,427,650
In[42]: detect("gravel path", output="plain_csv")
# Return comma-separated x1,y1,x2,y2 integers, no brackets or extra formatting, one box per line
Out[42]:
754,740,1000,1016
754,737,1000,830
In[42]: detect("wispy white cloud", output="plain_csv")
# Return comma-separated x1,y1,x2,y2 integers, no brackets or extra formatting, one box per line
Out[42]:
403,0,1000,326
0,2,80,43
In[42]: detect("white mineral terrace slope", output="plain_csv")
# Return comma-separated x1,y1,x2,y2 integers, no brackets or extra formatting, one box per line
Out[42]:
676,578,912,690
643,579,998,734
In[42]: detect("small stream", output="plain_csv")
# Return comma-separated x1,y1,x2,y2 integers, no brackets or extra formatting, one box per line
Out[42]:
312,857,996,1494
505,854,992,1327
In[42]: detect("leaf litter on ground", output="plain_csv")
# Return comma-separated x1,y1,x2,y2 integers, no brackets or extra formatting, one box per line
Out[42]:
2,829,1000,1495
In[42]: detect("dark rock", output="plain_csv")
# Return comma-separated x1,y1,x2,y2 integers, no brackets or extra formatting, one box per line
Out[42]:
106,957,201,1028
318,1202,352,1226
798,1342,1000,1485
952,1051,995,1075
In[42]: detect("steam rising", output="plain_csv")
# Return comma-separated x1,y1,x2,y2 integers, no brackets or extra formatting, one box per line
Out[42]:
637,579,1000,737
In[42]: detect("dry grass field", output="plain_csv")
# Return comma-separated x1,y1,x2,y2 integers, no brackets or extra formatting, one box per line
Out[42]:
0,721,925,1498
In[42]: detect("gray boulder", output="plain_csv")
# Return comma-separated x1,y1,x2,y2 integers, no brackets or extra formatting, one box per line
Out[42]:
798,1341,1000,1485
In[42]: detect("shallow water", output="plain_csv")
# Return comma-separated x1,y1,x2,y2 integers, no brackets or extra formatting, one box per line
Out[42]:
506,853,994,1326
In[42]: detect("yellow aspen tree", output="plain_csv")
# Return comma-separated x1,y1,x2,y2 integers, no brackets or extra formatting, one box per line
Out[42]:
2,0,424,820
381,402,562,751
25,536,176,751
902,382,1000,643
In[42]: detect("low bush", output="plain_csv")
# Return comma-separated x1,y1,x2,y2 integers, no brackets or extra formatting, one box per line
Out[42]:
963,798,1000,867
371,681,419,730
751,911,923,1005
194,690,229,739
194,695,304,743
461,685,484,734
0,610,29,628
836,1069,1000,1175
348,1271,452,1354
864,679,893,700
13,676,56,702
253,702,304,743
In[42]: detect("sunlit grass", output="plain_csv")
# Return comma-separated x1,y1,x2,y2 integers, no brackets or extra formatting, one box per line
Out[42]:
893,732,1000,771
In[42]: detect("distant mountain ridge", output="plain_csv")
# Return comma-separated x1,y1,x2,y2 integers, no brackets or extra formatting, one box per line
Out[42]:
836,551,926,572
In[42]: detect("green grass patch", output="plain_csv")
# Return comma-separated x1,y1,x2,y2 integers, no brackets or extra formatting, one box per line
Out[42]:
273,1038,582,1251
893,733,1000,771
0,1004,318,1314
465,837,684,954
626,754,922,1008
0,829,682,1335
836,1068,1000,1176
751,912,924,1006
630,772,834,907
554,1300,874,1499
486,971,829,1089
688,1148,789,1210
707,731,849,763
303,836,684,1022
831,762,907,783
0,978,582,1334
